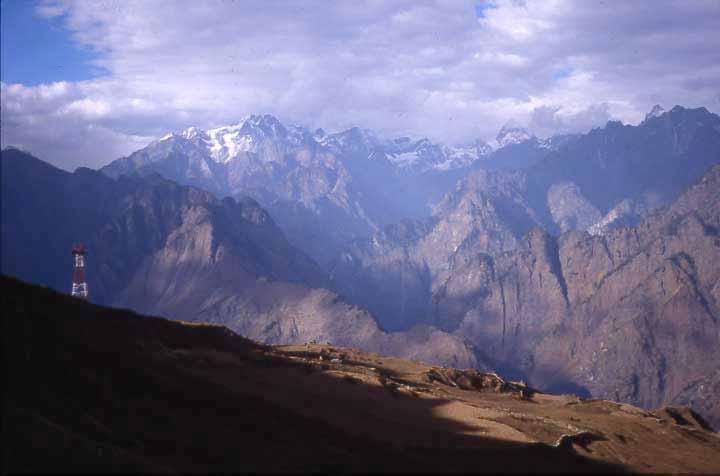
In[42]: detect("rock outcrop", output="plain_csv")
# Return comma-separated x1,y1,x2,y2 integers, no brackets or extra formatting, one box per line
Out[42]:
670,369,720,431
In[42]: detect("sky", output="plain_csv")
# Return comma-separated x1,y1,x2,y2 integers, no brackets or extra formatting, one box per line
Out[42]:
1,0,720,171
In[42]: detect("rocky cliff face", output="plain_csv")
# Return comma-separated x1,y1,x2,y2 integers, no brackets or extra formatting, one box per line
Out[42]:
587,198,649,236
100,116,491,268
442,165,720,426
329,106,720,333
98,107,720,281
525,105,720,233
99,115,564,269
671,369,720,430
1,149,477,369
328,162,720,426
102,117,380,268
546,182,602,233
329,169,542,331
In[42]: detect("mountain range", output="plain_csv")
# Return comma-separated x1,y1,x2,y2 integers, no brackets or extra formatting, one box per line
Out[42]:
99,114,567,267
1,148,477,369
2,104,720,429
330,106,720,326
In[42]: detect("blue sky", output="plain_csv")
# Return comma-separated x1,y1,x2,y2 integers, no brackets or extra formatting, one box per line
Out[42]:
474,1,494,19
0,0,102,85
2,0,720,170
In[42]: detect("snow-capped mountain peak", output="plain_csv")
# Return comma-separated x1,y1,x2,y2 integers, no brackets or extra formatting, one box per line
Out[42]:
320,127,381,153
241,114,287,140
153,115,296,163
181,126,207,141
151,116,495,172
495,121,533,148
380,136,493,172
206,125,254,161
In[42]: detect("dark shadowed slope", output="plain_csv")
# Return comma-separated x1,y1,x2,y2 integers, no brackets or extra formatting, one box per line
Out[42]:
5,276,720,474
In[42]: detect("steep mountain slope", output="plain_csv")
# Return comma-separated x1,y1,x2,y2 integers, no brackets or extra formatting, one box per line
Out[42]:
0,149,477,368
329,106,720,330
102,116,380,268
99,115,557,268
671,369,720,431
100,116,476,268
1,147,327,304
330,169,542,330
441,165,720,427
328,159,720,425
525,105,720,232
5,275,720,474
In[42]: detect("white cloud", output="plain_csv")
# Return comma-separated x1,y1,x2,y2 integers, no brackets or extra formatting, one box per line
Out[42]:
61,98,111,118
2,0,720,168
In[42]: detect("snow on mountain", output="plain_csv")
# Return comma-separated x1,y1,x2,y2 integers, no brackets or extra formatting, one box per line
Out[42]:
320,127,381,154
365,136,493,172
152,116,497,172
383,138,439,171
181,126,206,141
206,124,254,161
490,122,579,154
495,121,534,148
150,115,295,163
439,141,493,170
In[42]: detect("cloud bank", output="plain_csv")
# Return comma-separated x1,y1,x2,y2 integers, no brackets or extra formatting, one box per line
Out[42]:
2,0,719,170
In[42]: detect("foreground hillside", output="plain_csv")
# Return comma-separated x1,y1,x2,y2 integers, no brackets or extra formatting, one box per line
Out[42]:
4,276,719,474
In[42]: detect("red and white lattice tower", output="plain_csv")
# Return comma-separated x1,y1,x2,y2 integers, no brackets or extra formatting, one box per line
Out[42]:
71,243,89,299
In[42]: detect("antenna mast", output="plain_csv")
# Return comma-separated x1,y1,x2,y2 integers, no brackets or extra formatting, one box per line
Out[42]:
71,244,89,300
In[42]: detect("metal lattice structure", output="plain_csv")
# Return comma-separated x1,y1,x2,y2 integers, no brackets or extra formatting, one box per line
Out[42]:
71,243,89,299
